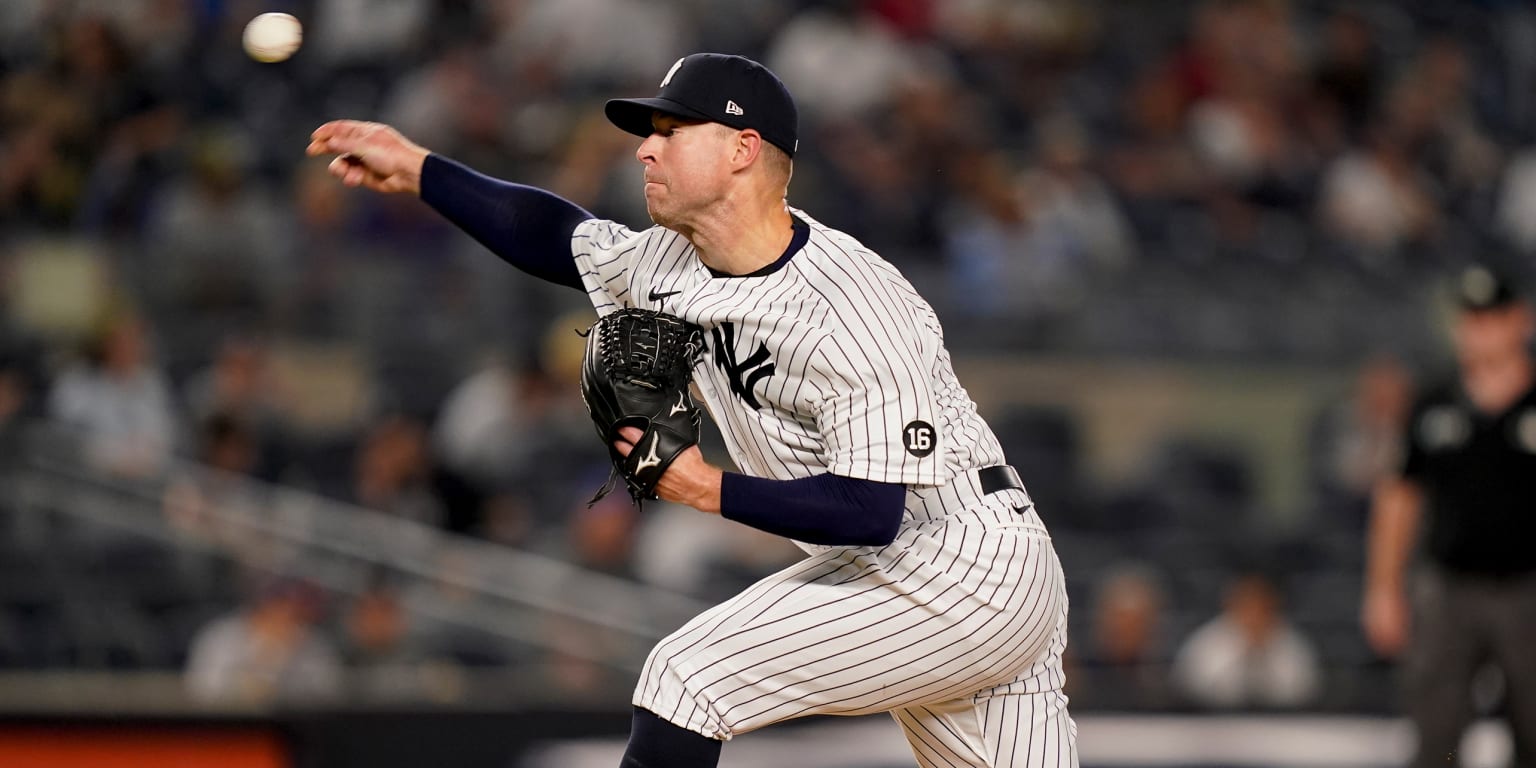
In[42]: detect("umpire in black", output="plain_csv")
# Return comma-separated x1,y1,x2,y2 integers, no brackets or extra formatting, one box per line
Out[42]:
1363,265,1536,767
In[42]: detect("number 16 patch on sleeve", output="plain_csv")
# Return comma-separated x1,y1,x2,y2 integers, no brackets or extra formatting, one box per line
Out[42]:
903,420,936,458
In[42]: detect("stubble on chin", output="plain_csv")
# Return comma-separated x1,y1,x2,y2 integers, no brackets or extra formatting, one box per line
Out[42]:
644,195,676,228
642,184,665,226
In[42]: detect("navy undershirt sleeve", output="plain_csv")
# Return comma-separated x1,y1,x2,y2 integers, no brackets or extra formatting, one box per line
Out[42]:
719,472,907,546
418,154,593,289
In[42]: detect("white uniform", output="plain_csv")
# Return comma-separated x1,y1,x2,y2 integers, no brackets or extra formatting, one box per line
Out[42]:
573,209,1077,767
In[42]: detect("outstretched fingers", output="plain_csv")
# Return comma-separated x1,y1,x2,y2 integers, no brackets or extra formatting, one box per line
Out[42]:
307,120,370,157
307,120,428,195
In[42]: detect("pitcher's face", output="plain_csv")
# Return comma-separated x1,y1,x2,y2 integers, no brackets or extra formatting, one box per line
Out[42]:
635,113,734,228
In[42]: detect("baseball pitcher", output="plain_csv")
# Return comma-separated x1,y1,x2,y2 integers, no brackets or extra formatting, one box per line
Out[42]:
309,52,1077,768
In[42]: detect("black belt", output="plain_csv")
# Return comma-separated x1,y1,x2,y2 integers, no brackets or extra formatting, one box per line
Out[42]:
978,465,1024,495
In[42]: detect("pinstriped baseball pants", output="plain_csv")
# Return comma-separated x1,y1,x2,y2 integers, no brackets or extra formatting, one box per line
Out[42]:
633,502,1078,767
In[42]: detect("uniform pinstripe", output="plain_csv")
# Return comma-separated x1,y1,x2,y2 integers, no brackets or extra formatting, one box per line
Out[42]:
574,209,1076,766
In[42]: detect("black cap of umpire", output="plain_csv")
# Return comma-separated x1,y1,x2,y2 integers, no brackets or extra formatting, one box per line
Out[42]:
1455,265,1522,312
605,53,800,157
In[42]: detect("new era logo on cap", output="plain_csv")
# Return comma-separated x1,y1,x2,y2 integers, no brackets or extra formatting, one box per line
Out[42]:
604,53,800,157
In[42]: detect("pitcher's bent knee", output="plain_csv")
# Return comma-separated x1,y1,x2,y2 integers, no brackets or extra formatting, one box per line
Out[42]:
633,644,734,740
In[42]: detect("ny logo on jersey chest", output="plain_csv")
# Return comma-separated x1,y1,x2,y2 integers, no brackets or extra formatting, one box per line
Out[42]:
709,322,775,410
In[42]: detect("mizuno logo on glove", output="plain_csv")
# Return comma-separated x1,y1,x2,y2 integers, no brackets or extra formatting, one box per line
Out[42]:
635,433,663,473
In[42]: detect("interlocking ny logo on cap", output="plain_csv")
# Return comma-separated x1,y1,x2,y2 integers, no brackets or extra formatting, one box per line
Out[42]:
661,57,684,88
725,100,744,116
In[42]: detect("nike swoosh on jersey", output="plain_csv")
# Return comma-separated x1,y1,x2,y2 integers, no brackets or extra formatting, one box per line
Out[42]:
649,289,682,303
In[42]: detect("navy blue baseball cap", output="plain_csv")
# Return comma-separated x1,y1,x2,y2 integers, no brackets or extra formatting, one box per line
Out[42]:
605,53,799,157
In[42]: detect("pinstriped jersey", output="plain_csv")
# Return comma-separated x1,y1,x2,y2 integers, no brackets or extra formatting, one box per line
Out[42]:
572,208,1006,490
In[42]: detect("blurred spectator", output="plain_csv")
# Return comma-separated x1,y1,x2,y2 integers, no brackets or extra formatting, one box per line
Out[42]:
633,501,800,601
342,576,462,704
938,123,1126,319
275,160,381,342
1171,572,1321,710
183,334,286,475
143,125,284,325
1181,0,1303,194
512,316,626,532
1317,121,1439,257
70,0,195,79
492,0,691,93
1016,110,1136,293
161,413,274,564
431,355,542,540
1108,62,1205,210
766,2,912,122
811,107,947,266
0,13,177,232
48,313,179,477
311,0,433,71
942,148,1037,317
1496,146,1536,254
67,13,184,236
380,44,517,177
933,0,1097,59
1310,7,1384,142
350,415,446,527
185,335,275,426
432,354,535,494
1388,37,1500,203
1070,562,1173,710
184,577,342,704
1309,355,1415,519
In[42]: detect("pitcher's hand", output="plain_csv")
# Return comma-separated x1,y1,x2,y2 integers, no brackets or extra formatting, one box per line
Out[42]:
307,120,429,194
614,426,723,513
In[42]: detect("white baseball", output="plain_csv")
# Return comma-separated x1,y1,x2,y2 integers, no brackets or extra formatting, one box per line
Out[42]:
242,12,302,63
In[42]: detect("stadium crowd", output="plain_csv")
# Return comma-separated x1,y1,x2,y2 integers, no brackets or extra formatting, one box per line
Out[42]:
1,0,1533,713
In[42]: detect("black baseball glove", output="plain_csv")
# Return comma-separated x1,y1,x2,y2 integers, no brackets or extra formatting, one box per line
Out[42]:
579,307,706,503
